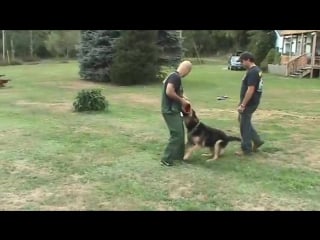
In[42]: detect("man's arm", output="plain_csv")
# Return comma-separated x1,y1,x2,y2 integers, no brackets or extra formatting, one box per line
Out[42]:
182,94,189,100
241,69,260,107
238,70,259,112
166,83,186,104
240,86,255,107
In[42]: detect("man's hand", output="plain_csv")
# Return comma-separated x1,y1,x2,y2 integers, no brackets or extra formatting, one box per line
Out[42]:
181,98,191,109
238,86,254,113
237,104,245,113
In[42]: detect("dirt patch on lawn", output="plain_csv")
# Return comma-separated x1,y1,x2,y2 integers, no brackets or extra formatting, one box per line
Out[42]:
59,80,106,90
283,141,320,170
0,188,54,210
16,100,72,113
73,126,111,135
232,192,311,210
197,108,319,121
41,182,93,210
10,161,52,177
255,109,318,120
109,93,160,107
168,181,194,200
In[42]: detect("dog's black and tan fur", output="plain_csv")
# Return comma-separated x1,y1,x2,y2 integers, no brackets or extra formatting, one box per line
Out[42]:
183,109,241,161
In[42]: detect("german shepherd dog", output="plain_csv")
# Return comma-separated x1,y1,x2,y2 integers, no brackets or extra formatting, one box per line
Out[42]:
182,109,241,162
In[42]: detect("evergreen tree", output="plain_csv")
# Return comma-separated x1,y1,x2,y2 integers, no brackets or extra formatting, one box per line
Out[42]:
45,30,80,58
157,30,183,68
110,30,160,86
78,30,120,82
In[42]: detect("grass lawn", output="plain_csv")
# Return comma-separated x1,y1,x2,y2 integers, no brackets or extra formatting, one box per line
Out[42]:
0,60,319,210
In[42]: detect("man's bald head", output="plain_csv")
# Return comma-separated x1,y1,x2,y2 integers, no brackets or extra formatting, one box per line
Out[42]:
177,60,192,77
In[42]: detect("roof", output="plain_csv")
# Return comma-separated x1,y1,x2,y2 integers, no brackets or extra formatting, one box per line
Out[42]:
280,30,320,36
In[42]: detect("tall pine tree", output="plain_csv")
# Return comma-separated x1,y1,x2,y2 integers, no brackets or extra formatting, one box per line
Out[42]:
78,30,120,82
110,30,160,86
157,30,183,68
78,30,183,83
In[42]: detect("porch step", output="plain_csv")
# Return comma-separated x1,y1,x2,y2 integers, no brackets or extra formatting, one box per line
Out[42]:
289,68,311,78
301,66,312,70
289,74,300,78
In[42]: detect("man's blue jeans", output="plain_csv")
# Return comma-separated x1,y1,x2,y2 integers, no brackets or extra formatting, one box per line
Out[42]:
238,105,263,154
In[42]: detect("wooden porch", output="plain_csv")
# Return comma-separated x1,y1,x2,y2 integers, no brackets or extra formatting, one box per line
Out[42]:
280,30,320,78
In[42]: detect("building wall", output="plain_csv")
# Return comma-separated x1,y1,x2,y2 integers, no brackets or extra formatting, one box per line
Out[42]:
268,64,286,75
282,34,313,56
275,31,283,53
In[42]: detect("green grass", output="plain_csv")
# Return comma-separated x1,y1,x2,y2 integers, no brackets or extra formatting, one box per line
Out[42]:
0,60,320,210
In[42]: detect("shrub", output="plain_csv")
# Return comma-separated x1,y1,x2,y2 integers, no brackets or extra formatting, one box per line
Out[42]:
260,58,268,72
266,48,276,64
274,51,281,64
73,88,108,112
261,48,282,72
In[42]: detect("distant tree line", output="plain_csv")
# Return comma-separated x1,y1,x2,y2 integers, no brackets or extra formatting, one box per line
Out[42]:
78,30,276,85
183,30,277,64
0,30,80,63
0,30,277,85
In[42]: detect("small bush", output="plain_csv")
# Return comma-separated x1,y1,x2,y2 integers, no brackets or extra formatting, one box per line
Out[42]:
156,70,168,82
260,59,268,72
274,52,281,64
266,48,276,64
261,48,278,72
73,88,108,112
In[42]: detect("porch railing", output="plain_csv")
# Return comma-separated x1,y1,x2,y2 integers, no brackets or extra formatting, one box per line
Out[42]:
314,56,320,65
286,53,308,76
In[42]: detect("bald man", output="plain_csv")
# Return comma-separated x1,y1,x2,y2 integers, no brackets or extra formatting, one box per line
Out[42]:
160,61,192,166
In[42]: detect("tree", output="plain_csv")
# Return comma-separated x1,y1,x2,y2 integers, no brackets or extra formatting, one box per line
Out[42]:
2,30,51,59
247,30,277,65
183,30,212,57
32,30,51,58
110,30,160,86
2,30,5,61
77,30,184,83
78,30,121,82
45,30,80,58
157,30,183,68
182,30,234,57
225,30,249,51
30,30,33,58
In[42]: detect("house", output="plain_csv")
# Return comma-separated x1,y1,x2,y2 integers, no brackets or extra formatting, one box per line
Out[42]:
268,30,320,78
275,30,283,53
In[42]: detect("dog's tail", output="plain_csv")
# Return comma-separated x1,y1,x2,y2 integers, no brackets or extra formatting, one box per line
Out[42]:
226,136,241,142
